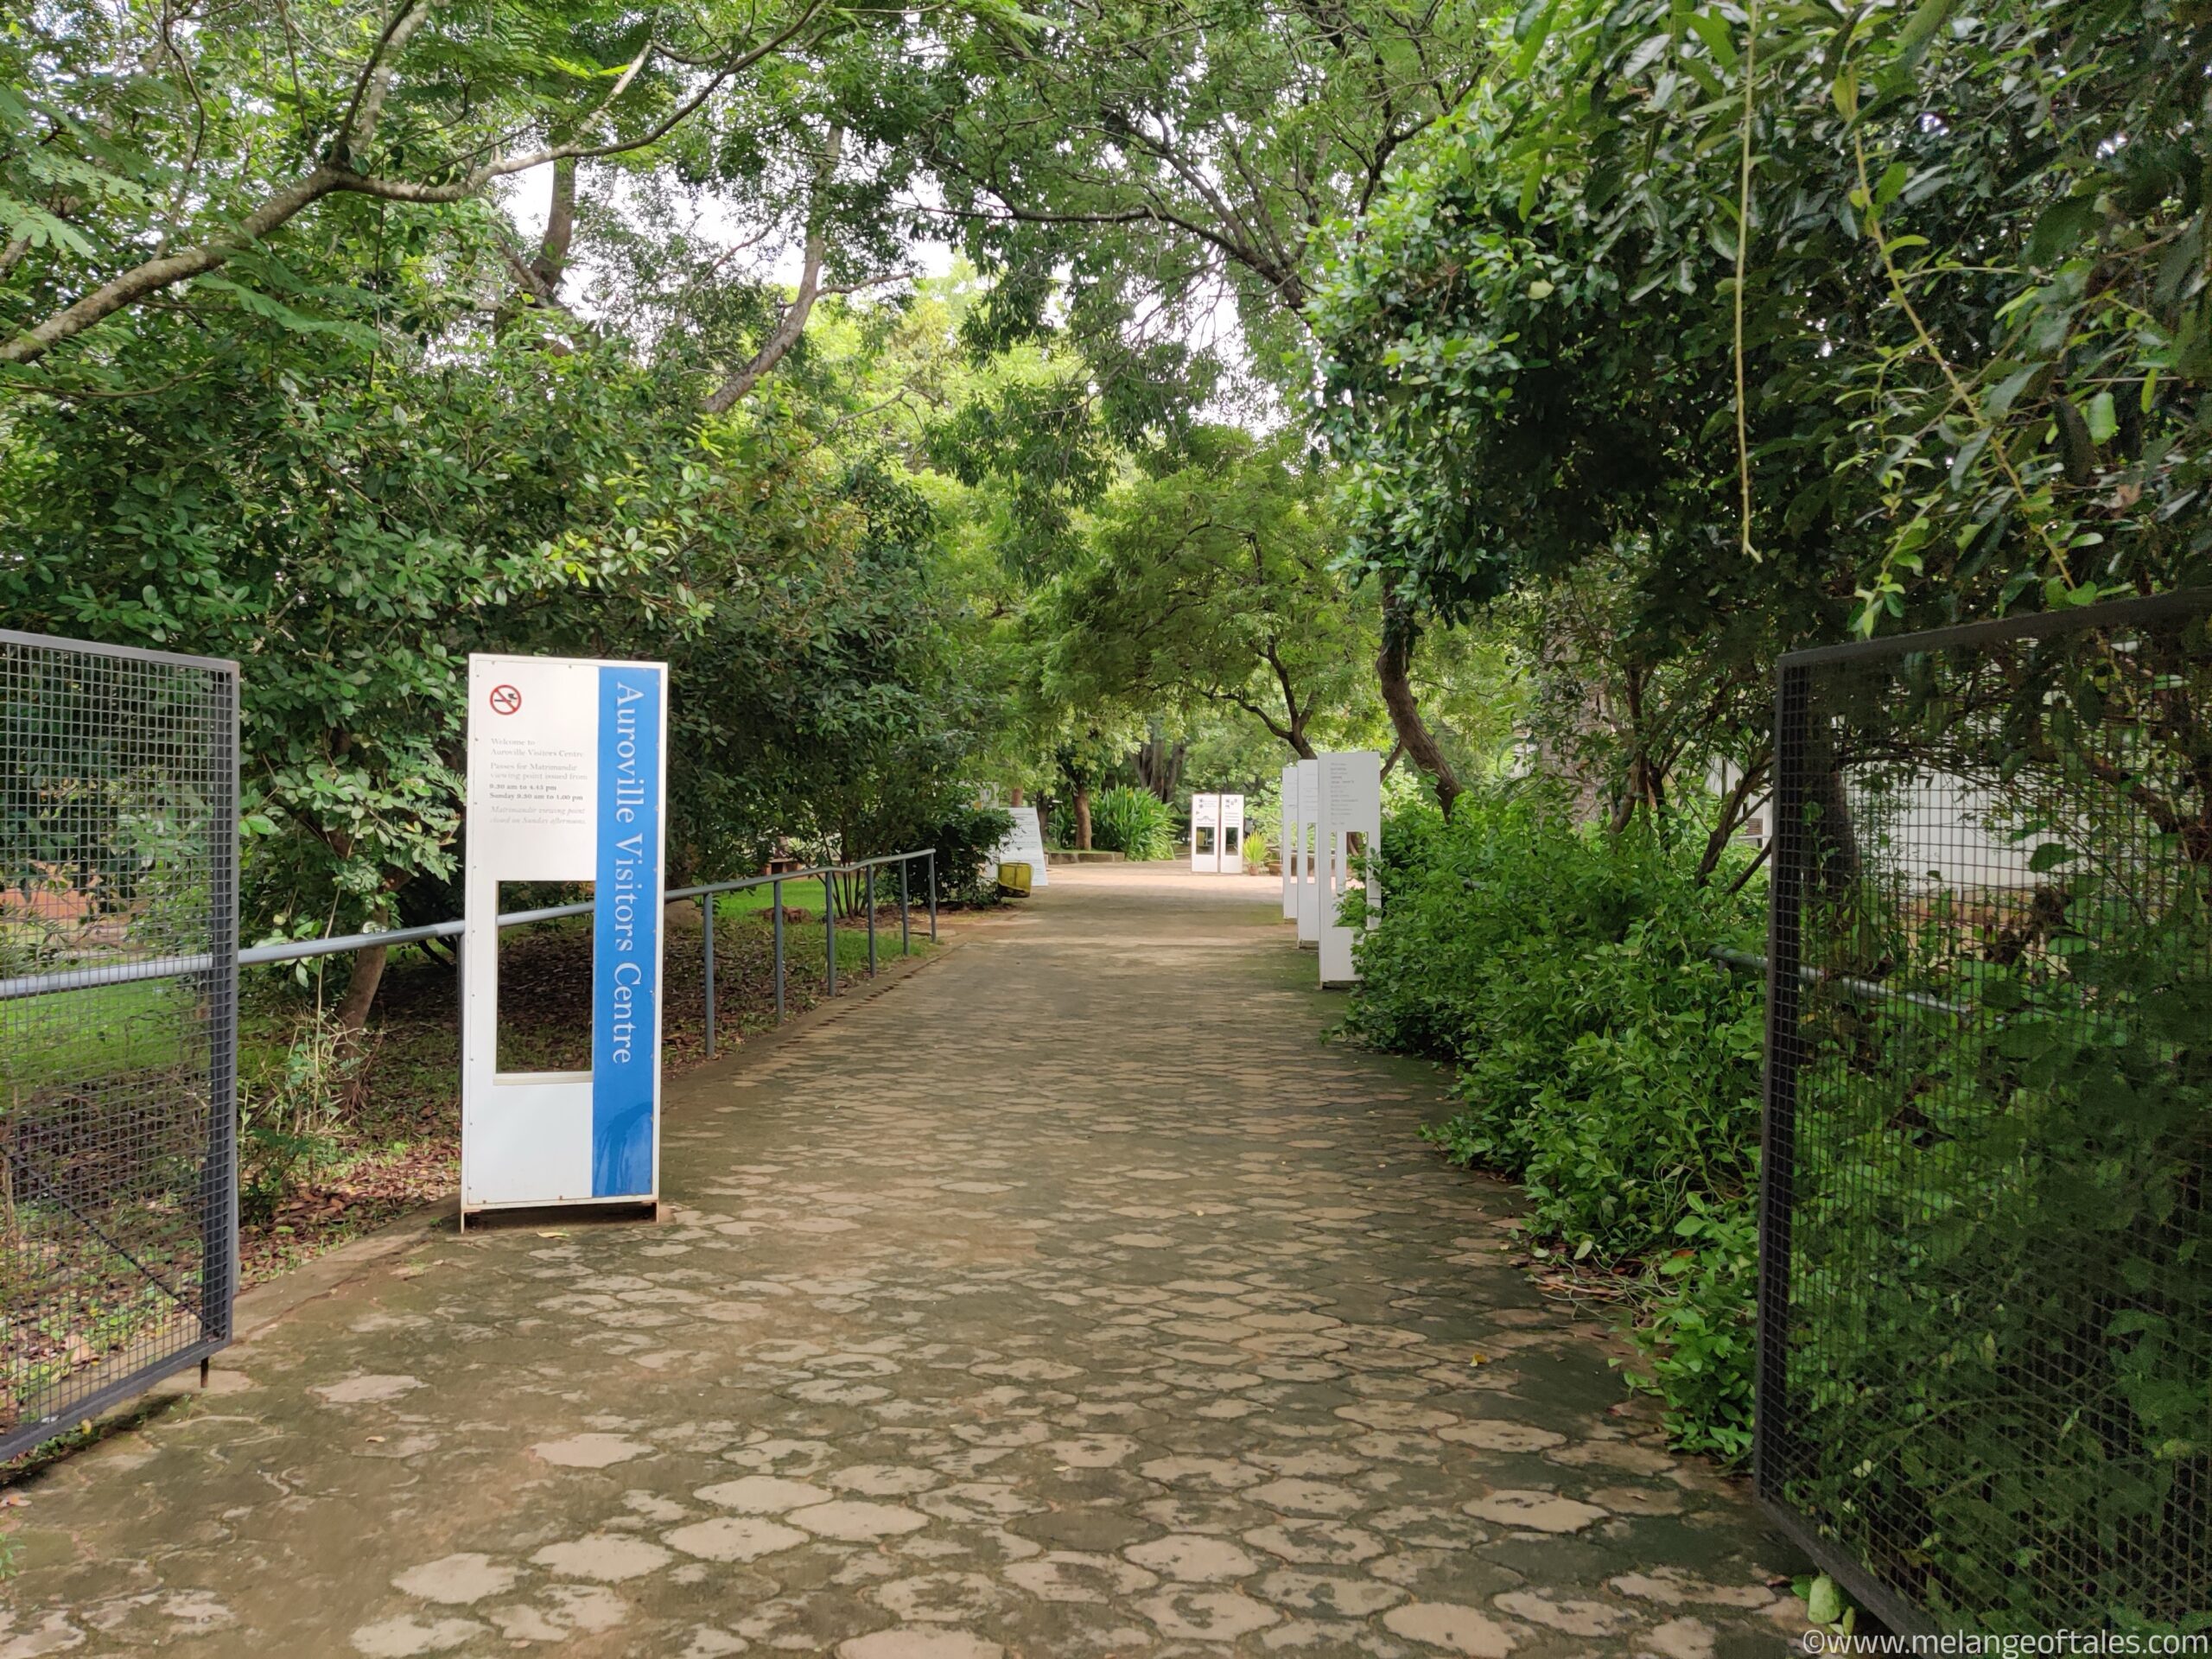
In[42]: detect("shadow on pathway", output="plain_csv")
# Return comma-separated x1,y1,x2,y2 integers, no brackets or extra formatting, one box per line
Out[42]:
0,863,1805,1657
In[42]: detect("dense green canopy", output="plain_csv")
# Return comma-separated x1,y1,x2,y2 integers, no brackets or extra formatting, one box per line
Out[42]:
4,0,2206,927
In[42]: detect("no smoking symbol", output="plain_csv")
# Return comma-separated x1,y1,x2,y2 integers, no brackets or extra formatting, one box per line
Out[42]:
488,683,523,716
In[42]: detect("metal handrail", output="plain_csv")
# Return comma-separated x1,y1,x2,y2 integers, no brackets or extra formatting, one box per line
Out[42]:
0,849,942,1020
1709,944,1971,1017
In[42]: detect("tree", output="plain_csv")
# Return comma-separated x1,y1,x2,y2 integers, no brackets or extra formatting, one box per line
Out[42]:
0,0,860,374
1313,0,2212,643
1311,0,2212,836
912,0,1495,799
1039,428,1376,760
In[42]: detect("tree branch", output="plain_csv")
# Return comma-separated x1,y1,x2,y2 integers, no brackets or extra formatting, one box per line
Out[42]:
0,0,828,367
702,124,845,415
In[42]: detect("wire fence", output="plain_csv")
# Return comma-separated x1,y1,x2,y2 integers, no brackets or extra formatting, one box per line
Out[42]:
1,631,238,1463
3,628,944,1460
1755,591,2212,1634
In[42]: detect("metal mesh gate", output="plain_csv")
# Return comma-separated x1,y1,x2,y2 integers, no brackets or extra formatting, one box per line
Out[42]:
1757,591,2212,1634
0,631,238,1460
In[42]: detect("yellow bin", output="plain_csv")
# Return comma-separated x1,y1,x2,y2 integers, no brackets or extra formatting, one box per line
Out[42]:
997,861,1033,896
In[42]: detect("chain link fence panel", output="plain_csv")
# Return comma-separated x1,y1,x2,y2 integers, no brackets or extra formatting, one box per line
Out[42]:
1,631,238,1460
1758,591,2212,1634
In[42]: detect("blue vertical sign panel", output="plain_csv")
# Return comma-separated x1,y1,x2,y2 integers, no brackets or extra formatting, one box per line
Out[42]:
592,665,661,1197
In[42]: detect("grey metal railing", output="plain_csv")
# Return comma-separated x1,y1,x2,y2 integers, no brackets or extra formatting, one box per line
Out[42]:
1707,944,1970,1017
1,850,941,1058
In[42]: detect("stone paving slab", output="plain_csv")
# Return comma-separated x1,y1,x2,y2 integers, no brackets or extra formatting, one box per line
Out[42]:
0,865,1806,1657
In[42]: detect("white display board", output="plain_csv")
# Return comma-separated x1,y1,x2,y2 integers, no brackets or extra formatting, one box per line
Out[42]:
985,804,1050,887
1188,792,1248,874
1190,791,1221,873
461,653,668,1214
1293,756,1321,946
1319,749,1383,985
1279,764,1298,918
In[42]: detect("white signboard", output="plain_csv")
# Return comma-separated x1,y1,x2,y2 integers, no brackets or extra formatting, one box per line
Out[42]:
1190,791,1221,873
1319,749,1383,985
462,654,668,1215
1280,763,1298,919
986,804,1050,887
1294,757,1321,946
1187,792,1246,874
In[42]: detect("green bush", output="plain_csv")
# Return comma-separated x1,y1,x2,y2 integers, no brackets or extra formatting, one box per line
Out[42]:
1779,877,2212,1629
914,803,1014,906
1240,783,1280,872
238,1012,362,1224
1346,790,1766,1458
1090,785,1176,861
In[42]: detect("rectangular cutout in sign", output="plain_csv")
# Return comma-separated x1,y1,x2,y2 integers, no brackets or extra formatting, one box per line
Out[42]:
461,654,668,1215
495,881,594,1074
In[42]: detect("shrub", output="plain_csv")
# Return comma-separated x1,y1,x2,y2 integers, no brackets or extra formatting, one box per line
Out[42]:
1347,789,1765,1457
915,803,1014,906
1090,785,1175,861
1240,782,1280,872
1778,880,2212,1628
238,1012,365,1224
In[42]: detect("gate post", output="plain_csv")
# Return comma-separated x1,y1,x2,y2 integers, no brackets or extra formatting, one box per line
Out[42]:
1754,660,1811,1508
202,661,241,1348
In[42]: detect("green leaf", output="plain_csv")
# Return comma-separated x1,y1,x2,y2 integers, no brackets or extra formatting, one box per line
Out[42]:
1806,1575,1842,1627
1985,363,2038,417
2028,842,2075,873
2085,390,2118,445
1686,10,1738,70
1896,0,1956,67
2026,196,2100,267
1514,0,1563,76
1830,65,1859,119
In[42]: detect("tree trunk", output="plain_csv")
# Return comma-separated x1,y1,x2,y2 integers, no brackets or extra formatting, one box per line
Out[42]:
702,126,844,415
1135,724,1189,801
1074,780,1093,850
1694,755,1771,885
1377,591,1461,819
532,156,576,296
334,944,387,1035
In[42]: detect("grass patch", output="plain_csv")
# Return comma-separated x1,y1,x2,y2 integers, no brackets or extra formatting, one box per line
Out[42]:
1,980,191,1092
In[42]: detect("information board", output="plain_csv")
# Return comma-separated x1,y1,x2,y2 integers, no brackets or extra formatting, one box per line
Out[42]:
986,804,1051,887
1280,763,1298,918
1190,791,1221,872
1319,749,1382,985
461,654,668,1215
1187,792,1247,874
1294,756,1321,945
1221,793,1245,871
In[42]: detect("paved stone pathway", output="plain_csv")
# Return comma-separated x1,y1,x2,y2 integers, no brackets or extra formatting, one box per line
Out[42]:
2,865,1804,1657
